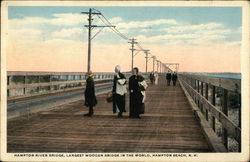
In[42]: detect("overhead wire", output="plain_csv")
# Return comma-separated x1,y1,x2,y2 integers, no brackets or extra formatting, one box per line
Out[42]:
92,8,157,61
92,8,129,40
97,14,128,40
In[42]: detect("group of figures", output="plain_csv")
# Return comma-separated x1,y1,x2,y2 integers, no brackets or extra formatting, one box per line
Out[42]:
166,70,178,86
149,72,159,85
84,65,148,119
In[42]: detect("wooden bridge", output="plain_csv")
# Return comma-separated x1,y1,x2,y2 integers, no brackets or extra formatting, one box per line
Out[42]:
7,73,241,153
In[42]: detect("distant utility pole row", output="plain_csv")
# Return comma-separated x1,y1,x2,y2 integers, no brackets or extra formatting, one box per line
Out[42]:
81,8,172,73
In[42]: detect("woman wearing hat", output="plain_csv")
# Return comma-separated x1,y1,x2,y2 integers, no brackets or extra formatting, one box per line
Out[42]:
84,71,97,117
129,67,148,119
112,65,127,118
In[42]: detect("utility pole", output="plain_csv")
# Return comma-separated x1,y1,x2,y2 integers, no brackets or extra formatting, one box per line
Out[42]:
128,38,137,72
159,61,162,73
156,60,159,73
152,56,156,72
144,50,150,73
81,8,114,73
87,9,92,73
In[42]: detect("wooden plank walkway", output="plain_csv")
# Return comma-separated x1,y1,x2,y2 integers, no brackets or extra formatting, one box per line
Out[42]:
7,76,211,153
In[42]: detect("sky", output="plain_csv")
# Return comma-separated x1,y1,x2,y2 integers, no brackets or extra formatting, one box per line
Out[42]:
7,6,242,73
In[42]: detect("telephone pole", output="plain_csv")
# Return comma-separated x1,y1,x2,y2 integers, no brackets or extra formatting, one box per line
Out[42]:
144,50,150,73
156,60,159,72
152,56,156,72
128,38,138,72
81,8,114,73
159,61,162,73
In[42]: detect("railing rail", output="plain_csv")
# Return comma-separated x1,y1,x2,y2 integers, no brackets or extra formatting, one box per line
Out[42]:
178,74,241,152
7,71,152,100
7,72,116,99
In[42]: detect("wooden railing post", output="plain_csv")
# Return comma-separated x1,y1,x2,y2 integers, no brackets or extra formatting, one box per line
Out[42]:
222,89,228,150
201,82,203,96
223,128,228,150
212,86,216,106
211,86,216,132
38,76,41,92
238,93,241,128
201,104,204,114
23,76,26,95
205,83,208,100
212,116,215,131
223,89,228,115
7,76,9,85
197,80,200,93
206,109,208,121
238,93,241,152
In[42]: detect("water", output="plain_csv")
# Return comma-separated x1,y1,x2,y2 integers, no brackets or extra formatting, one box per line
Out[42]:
180,72,241,80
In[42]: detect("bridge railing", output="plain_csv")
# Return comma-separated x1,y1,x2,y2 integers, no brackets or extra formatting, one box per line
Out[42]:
7,71,116,100
178,74,241,152
7,71,152,100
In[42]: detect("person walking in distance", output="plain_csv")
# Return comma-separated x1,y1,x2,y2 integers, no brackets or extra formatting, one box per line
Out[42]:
149,71,154,84
84,71,97,117
166,70,172,86
154,72,159,85
172,72,178,86
112,65,127,118
129,67,148,119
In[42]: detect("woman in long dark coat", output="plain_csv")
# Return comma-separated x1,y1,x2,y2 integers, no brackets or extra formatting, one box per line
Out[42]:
84,71,97,117
129,67,148,119
112,65,127,118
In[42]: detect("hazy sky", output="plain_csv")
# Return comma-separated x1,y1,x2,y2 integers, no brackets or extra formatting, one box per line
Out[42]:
7,6,242,72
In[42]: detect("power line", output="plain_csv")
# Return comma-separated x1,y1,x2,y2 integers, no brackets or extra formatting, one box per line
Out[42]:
97,14,128,40
100,16,128,40
92,8,129,40
136,42,145,51
88,8,167,73
93,8,151,56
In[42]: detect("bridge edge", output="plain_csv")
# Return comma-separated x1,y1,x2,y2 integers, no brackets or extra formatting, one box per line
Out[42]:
179,80,227,152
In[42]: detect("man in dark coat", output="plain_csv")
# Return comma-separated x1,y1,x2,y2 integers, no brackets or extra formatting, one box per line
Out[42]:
149,72,154,84
129,67,148,119
166,70,172,86
172,72,178,86
84,71,97,117
112,65,127,118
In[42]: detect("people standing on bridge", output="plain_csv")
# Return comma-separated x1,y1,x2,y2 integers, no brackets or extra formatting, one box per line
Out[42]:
149,72,155,84
112,65,127,118
166,70,172,86
129,67,148,119
154,72,159,85
172,72,178,86
84,71,97,117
